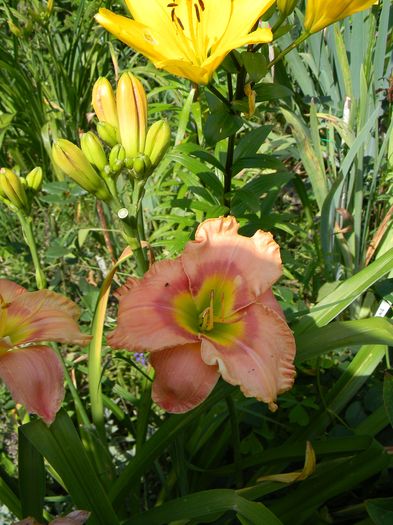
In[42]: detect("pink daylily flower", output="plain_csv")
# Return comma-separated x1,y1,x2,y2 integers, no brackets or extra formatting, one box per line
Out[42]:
0,279,90,424
108,217,296,413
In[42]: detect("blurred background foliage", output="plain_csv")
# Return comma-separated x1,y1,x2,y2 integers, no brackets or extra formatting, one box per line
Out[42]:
0,0,392,524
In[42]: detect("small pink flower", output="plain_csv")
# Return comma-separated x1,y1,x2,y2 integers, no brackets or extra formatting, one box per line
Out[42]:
0,279,90,424
108,217,296,413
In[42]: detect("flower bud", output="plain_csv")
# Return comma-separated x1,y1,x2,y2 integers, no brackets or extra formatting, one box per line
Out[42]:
116,72,147,157
52,139,111,201
277,0,297,18
80,132,107,171
109,144,126,173
0,168,29,211
26,166,43,192
92,77,119,130
144,120,171,168
132,154,152,179
97,121,119,147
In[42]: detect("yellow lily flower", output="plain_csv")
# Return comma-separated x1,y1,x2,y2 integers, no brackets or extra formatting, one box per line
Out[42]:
95,0,275,85
304,0,376,34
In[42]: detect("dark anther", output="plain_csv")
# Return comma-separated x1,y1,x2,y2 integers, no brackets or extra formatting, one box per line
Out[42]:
198,0,205,11
171,7,175,21
176,16,184,30
194,3,200,22
167,2,178,6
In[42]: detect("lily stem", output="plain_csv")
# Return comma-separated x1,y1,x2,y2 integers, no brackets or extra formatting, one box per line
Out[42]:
206,84,232,110
224,134,235,210
17,212,47,289
268,32,309,69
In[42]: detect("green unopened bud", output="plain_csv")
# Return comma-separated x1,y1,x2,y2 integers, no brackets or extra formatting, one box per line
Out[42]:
0,168,29,211
117,72,147,157
80,132,107,171
144,120,171,168
97,121,119,147
277,0,297,17
52,139,111,201
109,144,126,173
92,77,119,130
132,154,152,179
26,166,43,192
124,157,135,169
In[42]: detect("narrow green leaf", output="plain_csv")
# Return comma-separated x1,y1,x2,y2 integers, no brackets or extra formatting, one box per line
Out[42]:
18,428,45,522
281,108,328,209
295,247,393,334
0,472,22,520
296,318,393,360
123,489,282,525
21,411,120,525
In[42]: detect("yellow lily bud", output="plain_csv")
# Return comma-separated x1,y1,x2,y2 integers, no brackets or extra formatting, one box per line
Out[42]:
92,77,119,130
52,139,111,202
116,72,147,158
0,168,29,211
109,144,126,173
97,121,119,147
80,132,107,171
277,0,298,18
144,120,171,168
26,167,43,192
304,0,376,34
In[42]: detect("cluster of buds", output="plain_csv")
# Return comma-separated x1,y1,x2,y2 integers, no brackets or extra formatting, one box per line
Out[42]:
92,73,171,179
0,166,43,214
51,72,170,201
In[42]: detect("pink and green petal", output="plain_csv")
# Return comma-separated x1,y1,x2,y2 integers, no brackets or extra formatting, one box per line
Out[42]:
182,217,282,311
0,279,26,304
107,258,199,352
201,303,296,409
5,290,89,347
0,345,64,424
150,343,219,413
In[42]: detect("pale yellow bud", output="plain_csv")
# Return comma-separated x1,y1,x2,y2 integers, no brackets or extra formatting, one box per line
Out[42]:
144,120,171,168
304,0,376,34
80,132,107,171
26,167,43,192
0,168,29,211
52,139,111,201
116,72,147,157
92,77,119,130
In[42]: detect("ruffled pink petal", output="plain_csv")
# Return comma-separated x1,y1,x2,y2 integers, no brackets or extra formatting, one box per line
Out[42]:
0,279,26,303
108,258,199,352
0,345,64,424
182,216,282,312
150,343,219,413
5,290,89,347
258,289,286,320
201,303,296,409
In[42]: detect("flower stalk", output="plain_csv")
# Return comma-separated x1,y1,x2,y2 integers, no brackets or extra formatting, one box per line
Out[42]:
17,212,47,290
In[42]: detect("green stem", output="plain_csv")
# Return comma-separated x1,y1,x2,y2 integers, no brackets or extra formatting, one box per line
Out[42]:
206,84,232,109
17,212,47,289
224,134,235,210
267,32,309,69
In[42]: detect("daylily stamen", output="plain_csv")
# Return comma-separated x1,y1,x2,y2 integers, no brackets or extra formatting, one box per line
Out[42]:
199,290,215,332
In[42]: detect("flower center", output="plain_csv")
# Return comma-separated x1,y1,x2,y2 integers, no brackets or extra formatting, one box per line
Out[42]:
167,0,205,30
166,0,207,64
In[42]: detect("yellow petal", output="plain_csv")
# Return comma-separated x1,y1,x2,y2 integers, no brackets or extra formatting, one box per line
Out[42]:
304,0,376,34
